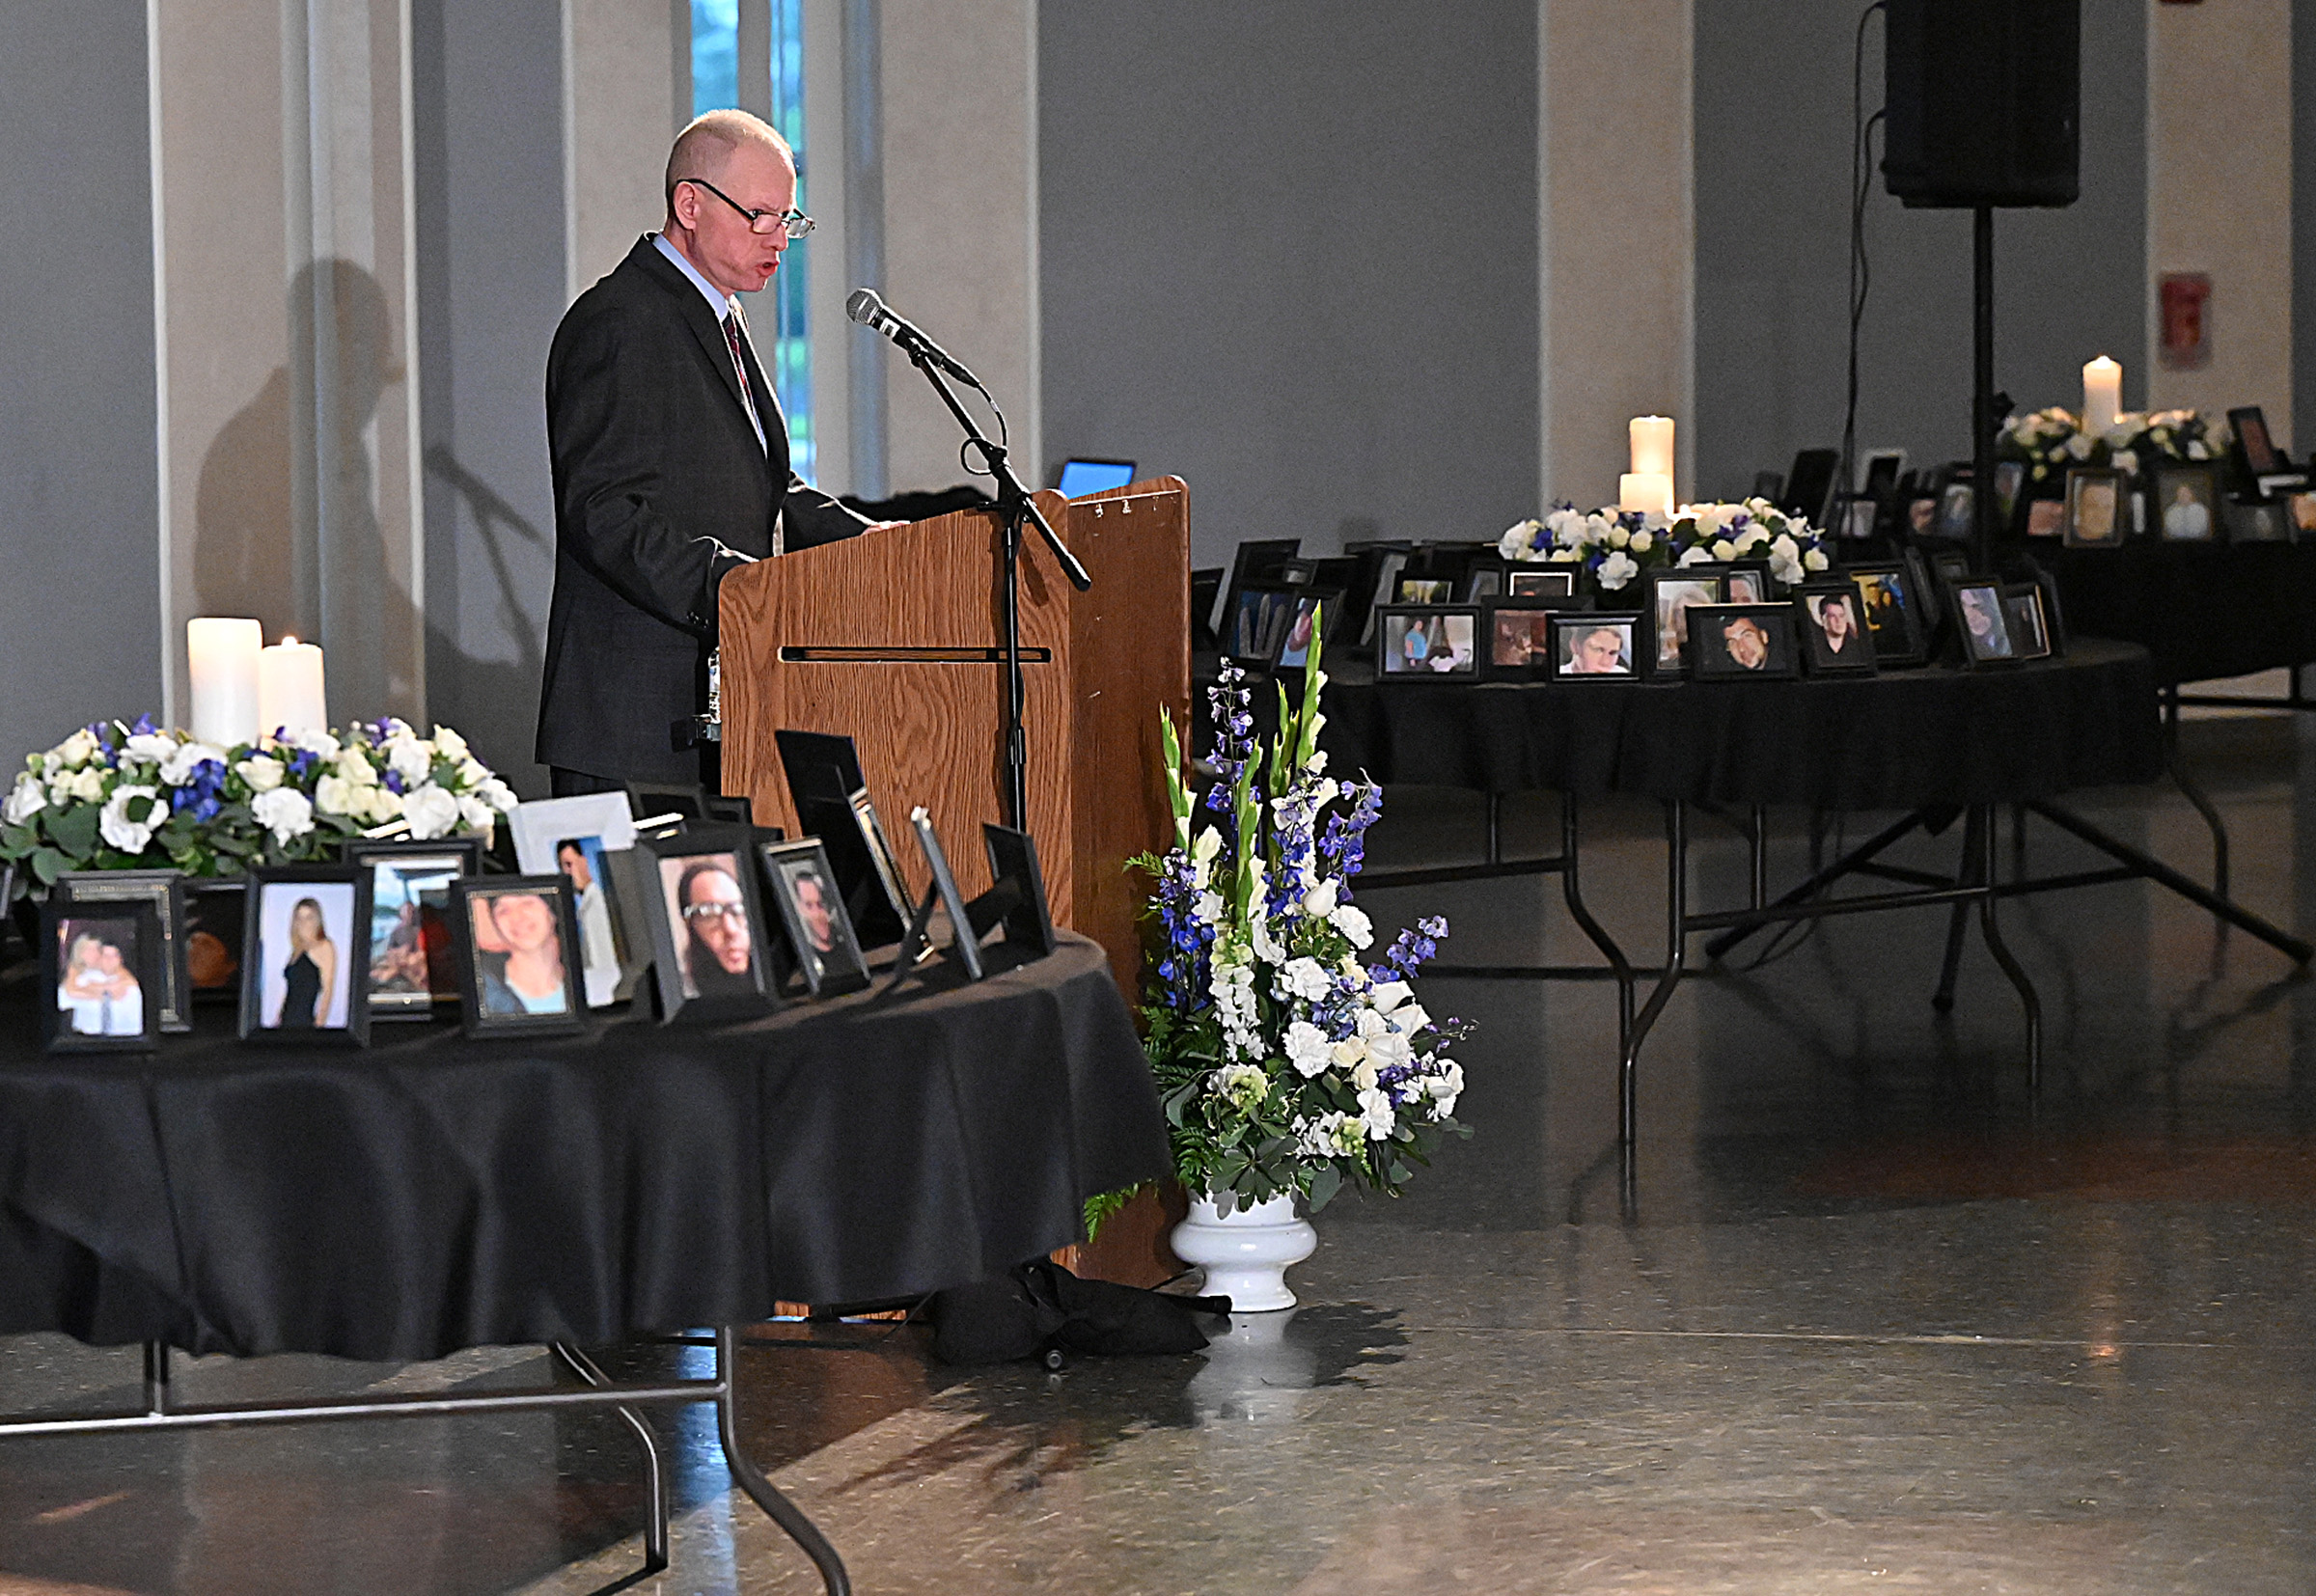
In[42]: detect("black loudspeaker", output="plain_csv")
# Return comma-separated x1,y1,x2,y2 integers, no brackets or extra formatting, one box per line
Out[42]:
1883,0,2080,208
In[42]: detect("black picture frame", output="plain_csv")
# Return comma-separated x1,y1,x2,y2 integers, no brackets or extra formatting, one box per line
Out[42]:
2149,463,2220,544
1722,559,1778,605
449,876,588,1037
1994,459,2027,530
1547,612,1640,680
1839,563,1928,667
1934,479,1975,541
1394,574,1453,606
757,838,870,998
774,729,909,946
550,834,632,1009
895,807,984,983
625,782,708,824
184,879,246,1003
1271,587,1342,673
2001,582,2054,662
1907,545,1946,633
42,897,163,1053
54,869,190,1032
1374,605,1480,679
1504,566,1578,599
2289,491,2316,540
238,866,373,1045
1684,603,1801,680
2225,499,2291,543
1950,577,2022,668
1357,549,1410,645
1217,537,1302,642
2228,404,2283,476
1792,582,1878,675
637,824,779,1024
1223,579,1303,665
1480,599,1560,679
2062,466,2129,547
980,822,1058,958
1461,556,1508,602
341,837,484,1021
1642,567,1728,680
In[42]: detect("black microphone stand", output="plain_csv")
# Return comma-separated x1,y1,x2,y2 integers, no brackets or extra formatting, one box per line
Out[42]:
892,343,1091,833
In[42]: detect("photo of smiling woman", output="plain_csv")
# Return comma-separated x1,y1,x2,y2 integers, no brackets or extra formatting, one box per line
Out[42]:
255,886,354,1030
471,890,571,1017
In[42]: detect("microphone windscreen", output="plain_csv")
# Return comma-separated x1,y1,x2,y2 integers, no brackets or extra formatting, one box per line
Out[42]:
845,289,883,326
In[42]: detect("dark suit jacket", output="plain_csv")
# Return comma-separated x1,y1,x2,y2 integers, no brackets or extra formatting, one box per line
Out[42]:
538,235,866,782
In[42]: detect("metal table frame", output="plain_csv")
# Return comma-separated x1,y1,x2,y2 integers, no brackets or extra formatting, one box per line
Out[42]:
0,1326,852,1595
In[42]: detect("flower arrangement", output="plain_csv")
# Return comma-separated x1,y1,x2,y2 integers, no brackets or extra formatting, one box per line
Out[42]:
2,717,515,902
1497,499,1833,593
2000,406,2220,489
1130,625,1469,1214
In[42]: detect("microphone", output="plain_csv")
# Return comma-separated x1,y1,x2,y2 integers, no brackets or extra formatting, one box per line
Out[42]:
846,289,981,388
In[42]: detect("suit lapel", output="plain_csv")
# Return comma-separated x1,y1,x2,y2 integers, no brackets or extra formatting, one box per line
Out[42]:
728,307,786,472
628,238,765,464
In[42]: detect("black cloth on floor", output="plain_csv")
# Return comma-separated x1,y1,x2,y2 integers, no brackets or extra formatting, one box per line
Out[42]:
2040,541,2316,686
0,933,1167,1362
1314,638,2162,808
927,1258,1231,1364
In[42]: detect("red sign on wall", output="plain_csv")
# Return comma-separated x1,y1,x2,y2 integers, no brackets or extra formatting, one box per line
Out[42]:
2158,273,2212,371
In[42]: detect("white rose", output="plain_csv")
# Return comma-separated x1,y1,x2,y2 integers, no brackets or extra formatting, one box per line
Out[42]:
1331,1036,1368,1070
362,784,404,824
236,757,285,792
2064,432,2093,460
457,793,495,833
478,777,518,813
290,729,342,757
1606,524,1631,549
1736,526,1770,552
250,786,315,845
64,767,107,804
55,729,99,768
123,732,177,766
1357,1087,1396,1140
1352,1058,1380,1092
4,772,46,825
1331,902,1374,949
314,774,358,816
1710,538,1738,560
386,738,434,784
1678,545,1717,567
98,784,167,853
402,783,459,839
1804,548,1831,572
1547,548,1582,564
159,742,227,786
1283,1020,1332,1078
1597,550,1640,591
1428,1060,1464,1117
1499,518,1542,560
1302,878,1338,919
1630,529,1654,553
432,726,470,761
2187,440,2210,460
331,748,378,786
455,757,490,789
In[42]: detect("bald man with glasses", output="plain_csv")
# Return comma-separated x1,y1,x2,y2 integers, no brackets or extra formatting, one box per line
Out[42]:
538,109,898,795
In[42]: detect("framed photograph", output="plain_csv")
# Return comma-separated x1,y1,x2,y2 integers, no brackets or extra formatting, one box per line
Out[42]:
1461,557,1507,602
2023,498,2064,539
775,729,909,945
2226,499,2290,543
1685,604,1801,680
42,899,163,1052
896,807,985,983
510,791,636,875
1218,537,1302,642
2229,405,2283,476
345,838,482,1020
1642,567,1727,680
625,782,708,827
1993,459,2026,529
2001,583,2054,662
239,867,372,1045
638,824,777,1023
1272,588,1341,672
756,839,870,998
55,870,190,1032
1841,497,1878,540
1548,613,1639,679
1840,564,1927,666
1358,550,1410,645
1950,577,2020,667
1505,567,1577,599
1722,560,1777,605
1482,601,1558,679
2148,464,2220,544
1860,448,1907,504
1395,576,1451,605
1934,479,1975,541
1905,495,1939,537
449,877,585,1037
981,822,1058,958
2288,491,2316,539
184,880,245,1001
1224,580,1301,664
1793,582,1877,675
552,835,630,1007
1375,606,1479,678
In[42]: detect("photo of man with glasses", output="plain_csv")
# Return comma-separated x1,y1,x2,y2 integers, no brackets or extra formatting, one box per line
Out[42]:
539,108,900,798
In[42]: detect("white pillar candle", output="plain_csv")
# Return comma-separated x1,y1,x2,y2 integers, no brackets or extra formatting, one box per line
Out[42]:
257,637,328,739
2082,356,2123,436
1619,473,1674,516
1628,415,1676,481
187,618,262,747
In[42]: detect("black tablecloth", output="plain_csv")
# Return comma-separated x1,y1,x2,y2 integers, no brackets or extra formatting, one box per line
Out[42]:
1317,639,2162,808
2041,541,2316,686
0,934,1166,1362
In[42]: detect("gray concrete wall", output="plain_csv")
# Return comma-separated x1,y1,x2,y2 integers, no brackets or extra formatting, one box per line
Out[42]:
0,6,163,760
1037,1,1541,568
1693,0,2147,502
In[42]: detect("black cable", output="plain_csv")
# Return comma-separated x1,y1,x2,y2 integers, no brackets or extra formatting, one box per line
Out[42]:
1837,2,1889,523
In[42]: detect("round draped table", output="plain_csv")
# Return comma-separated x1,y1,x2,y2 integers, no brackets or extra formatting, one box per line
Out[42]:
2038,539,2316,688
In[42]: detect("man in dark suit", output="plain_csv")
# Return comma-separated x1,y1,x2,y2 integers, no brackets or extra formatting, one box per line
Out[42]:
538,109,896,793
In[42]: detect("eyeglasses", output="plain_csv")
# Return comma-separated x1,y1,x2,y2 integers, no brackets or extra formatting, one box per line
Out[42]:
677,177,814,239
681,900,750,925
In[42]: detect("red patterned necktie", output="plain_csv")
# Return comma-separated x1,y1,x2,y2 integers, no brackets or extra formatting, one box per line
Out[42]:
720,309,755,414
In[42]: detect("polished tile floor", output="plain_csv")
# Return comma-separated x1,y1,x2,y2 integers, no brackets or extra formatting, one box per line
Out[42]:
5,713,2316,1593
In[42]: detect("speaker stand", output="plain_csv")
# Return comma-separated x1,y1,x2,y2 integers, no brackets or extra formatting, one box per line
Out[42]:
1971,204,1997,570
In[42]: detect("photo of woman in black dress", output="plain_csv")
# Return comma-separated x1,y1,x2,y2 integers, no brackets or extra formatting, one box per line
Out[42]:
274,896,337,1029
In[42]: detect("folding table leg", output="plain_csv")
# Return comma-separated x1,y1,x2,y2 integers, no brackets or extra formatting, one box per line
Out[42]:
1558,793,1635,1057
717,1326,852,1596
1970,804,2044,1094
552,1343,670,1583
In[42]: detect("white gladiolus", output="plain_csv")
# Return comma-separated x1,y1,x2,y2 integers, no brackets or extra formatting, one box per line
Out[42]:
4,773,45,825
251,786,315,844
236,757,286,792
160,742,227,787
98,785,167,853
1194,890,1226,924
402,783,459,839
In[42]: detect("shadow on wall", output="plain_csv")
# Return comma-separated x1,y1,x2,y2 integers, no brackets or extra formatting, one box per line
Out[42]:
191,259,548,786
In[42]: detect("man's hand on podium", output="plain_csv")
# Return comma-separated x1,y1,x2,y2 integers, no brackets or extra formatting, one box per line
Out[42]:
863,519,906,534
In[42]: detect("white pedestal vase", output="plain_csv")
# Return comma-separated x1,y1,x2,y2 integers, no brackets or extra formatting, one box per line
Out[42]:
1171,1192,1317,1311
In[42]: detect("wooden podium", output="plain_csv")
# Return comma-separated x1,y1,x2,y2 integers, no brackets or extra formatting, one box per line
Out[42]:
717,477,1192,999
